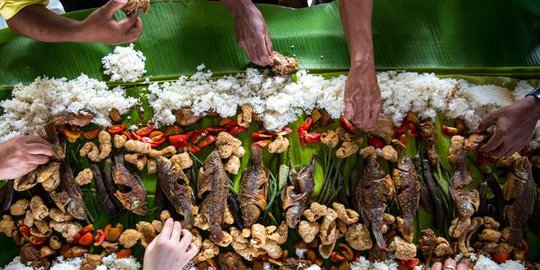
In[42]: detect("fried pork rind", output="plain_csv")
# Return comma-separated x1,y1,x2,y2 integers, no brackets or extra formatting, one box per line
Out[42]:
36,162,61,191
148,146,177,159
98,131,112,159
170,152,193,170
345,223,372,251
336,141,360,159
114,134,128,149
457,217,483,255
24,210,34,228
147,159,157,174
31,220,52,237
298,220,319,244
74,168,93,186
321,130,339,148
266,222,288,244
359,146,377,159
379,145,398,163
80,142,100,162
332,202,359,225
237,104,253,128
463,133,485,151
136,221,157,248
50,221,82,242
216,132,243,159
125,153,147,171
195,239,220,263
10,199,29,216
124,140,151,154
49,208,73,222
119,229,141,248
303,202,328,222
250,224,266,249
268,135,290,154
30,196,49,221
433,237,451,257
389,236,417,260
448,136,465,166
271,51,300,76
478,229,501,242
224,155,241,175
0,215,16,236
14,172,38,192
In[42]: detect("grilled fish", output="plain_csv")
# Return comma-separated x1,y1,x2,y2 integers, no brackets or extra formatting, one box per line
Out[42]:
503,157,537,246
392,156,420,242
239,146,269,226
357,156,394,249
90,164,117,214
157,157,196,229
198,151,230,245
50,163,88,220
112,154,147,216
282,157,316,228
450,151,479,220
419,119,439,166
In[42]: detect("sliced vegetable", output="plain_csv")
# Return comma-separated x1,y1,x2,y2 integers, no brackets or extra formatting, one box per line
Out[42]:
108,124,127,135
219,118,236,127
164,125,183,136
169,134,190,148
189,130,208,144
408,129,421,139
311,109,322,123
491,252,510,264
228,125,247,136
441,125,459,136
62,129,82,143
116,249,132,259
398,133,408,145
304,132,321,144
78,232,94,246
339,115,356,133
19,225,30,237
109,108,123,123
276,127,292,136
135,126,156,137
298,117,314,132
205,126,227,135
130,131,142,141
149,131,167,146
104,224,124,242
368,136,385,149
197,134,217,148
399,258,420,270
82,129,100,140
185,143,201,154
94,229,105,246
396,121,408,135
455,119,466,134
406,113,420,124
29,236,46,246
253,139,272,148
251,132,273,140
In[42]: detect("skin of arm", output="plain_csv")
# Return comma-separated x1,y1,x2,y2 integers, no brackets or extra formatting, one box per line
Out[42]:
6,0,143,44
340,0,382,130
220,0,273,66
0,136,53,180
479,96,540,157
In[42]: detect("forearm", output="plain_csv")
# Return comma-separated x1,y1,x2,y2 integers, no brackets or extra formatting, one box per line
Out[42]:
340,0,375,68
7,5,82,43
220,0,258,19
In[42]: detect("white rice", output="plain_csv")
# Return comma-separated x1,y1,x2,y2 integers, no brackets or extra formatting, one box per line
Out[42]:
102,44,147,82
1,254,140,270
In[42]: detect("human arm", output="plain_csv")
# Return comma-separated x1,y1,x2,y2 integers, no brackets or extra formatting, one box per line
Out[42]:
220,0,273,66
479,96,540,157
6,0,142,44
340,0,381,130
143,218,199,270
0,136,53,180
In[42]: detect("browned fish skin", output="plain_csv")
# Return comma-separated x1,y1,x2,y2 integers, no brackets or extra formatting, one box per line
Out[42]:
51,111,94,127
44,123,65,160
450,151,479,221
50,163,88,220
283,157,316,228
503,157,537,246
112,154,147,216
157,157,196,229
239,146,269,226
198,151,230,244
419,120,439,166
392,156,420,242
218,252,250,270
357,156,394,249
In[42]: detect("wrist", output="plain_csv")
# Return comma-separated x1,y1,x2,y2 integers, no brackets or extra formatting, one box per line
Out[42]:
523,96,540,119
227,0,259,19
64,20,87,43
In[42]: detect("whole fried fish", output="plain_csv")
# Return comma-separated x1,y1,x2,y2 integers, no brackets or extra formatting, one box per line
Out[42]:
282,157,316,228
419,119,439,166
503,157,537,246
198,151,230,245
90,164,117,214
157,157,196,229
239,146,269,226
49,163,88,220
392,156,420,243
357,156,394,249
450,151,479,220
112,154,147,216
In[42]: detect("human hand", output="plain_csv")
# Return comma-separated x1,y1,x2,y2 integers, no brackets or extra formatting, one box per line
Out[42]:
479,96,540,157
0,136,53,180
143,219,199,270
343,62,382,131
431,258,470,270
232,6,273,66
77,0,143,44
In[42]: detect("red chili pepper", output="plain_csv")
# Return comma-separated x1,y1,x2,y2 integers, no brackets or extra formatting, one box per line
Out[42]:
251,132,273,140
395,121,408,135
29,236,46,246
185,143,200,154
407,122,418,132
82,129,100,140
78,232,94,246
368,136,386,149
228,125,247,136
149,131,167,146
189,130,208,144
122,132,132,140
399,259,420,270
94,229,105,246
304,132,321,144
441,125,459,136
169,134,190,148
253,139,272,148
219,118,236,127
197,134,217,148
107,124,126,135
19,225,30,237
135,126,156,137
276,127,292,136
298,117,314,132
398,133,408,145
492,252,510,264
339,115,356,133
130,131,142,141
408,129,421,139
205,126,227,135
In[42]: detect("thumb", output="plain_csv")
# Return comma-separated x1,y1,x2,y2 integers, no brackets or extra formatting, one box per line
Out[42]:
478,113,497,132
102,0,127,18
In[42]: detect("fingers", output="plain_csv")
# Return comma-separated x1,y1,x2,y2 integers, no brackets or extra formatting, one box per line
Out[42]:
444,258,457,270
159,218,174,240
478,113,497,132
457,260,471,270
185,243,199,259
178,229,192,251
431,262,443,270
240,37,272,66
264,34,274,65
23,135,49,145
26,143,53,156
103,0,128,18
28,155,50,165
170,221,182,242
480,131,503,153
